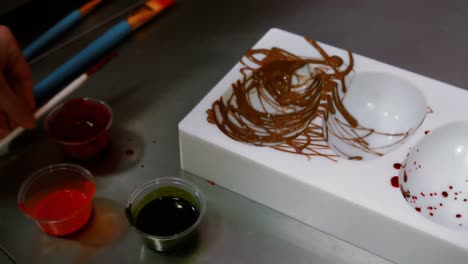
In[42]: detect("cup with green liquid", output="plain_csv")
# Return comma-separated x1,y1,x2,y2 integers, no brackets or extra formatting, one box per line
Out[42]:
126,177,206,252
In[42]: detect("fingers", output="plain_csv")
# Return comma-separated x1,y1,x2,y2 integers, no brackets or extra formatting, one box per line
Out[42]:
0,74,36,129
5,54,35,112
0,112,10,138
0,25,36,133
0,25,35,111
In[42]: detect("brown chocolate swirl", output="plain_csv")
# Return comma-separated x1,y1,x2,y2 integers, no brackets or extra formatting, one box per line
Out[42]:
207,38,355,160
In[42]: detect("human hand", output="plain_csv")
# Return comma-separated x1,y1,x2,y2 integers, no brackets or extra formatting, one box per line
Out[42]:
0,25,35,138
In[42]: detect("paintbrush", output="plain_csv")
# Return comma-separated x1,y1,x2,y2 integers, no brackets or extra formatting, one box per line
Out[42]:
33,0,174,106
23,0,103,61
0,51,118,155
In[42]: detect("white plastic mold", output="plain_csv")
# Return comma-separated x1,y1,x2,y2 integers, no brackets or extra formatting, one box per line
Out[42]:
179,28,468,264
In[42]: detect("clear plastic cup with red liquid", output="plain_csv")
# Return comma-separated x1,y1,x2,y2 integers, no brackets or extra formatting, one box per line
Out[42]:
45,98,113,160
17,164,96,236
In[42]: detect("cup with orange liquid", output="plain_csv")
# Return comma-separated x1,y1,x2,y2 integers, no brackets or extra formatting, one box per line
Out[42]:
17,164,95,236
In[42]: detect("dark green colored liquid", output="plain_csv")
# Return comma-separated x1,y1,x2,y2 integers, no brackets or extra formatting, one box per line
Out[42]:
135,196,199,236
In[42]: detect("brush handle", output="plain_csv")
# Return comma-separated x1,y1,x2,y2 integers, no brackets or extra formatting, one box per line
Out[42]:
23,10,83,60
23,0,102,61
0,74,89,155
33,21,132,105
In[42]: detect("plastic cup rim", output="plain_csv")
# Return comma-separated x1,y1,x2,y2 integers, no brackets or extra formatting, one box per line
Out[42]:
44,97,113,146
17,163,95,223
126,177,206,241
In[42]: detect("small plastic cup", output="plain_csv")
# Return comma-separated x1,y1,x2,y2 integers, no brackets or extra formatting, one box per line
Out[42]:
45,97,113,160
125,177,206,252
17,164,96,236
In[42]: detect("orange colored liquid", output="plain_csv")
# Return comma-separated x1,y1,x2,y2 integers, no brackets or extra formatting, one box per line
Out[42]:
33,188,94,236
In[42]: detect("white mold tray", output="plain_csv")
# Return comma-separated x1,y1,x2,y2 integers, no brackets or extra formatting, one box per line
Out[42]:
178,28,468,264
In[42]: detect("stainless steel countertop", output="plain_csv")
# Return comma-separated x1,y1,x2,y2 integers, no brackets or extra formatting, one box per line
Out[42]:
1,0,468,263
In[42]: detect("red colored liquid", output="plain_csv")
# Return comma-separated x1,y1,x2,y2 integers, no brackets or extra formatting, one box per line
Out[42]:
47,98,111,160
32,188,94,236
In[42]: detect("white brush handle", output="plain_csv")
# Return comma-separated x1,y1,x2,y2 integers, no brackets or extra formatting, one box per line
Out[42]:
0,74,89,155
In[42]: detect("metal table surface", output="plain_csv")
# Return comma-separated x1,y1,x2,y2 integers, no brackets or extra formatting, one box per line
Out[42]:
1,0,468,263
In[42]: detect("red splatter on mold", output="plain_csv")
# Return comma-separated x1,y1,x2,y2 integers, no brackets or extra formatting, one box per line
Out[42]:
430,213,434,216
420,192,425,197
442,191,449,197
449,186,453,190
415,207,421,212
393,163,402,170
404,170,408,182
424,130,430,135
456,214,462,218
440,203,443,207
207,180,216,186
390,176,399,188
125,149,135,156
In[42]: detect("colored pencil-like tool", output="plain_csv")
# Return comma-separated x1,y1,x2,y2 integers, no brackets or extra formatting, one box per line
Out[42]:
23,0,102,61
0,51,117,156
33,0,174,106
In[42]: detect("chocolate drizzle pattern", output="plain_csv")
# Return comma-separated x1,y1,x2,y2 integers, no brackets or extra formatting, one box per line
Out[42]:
324,117,415,160
206,37,417,160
